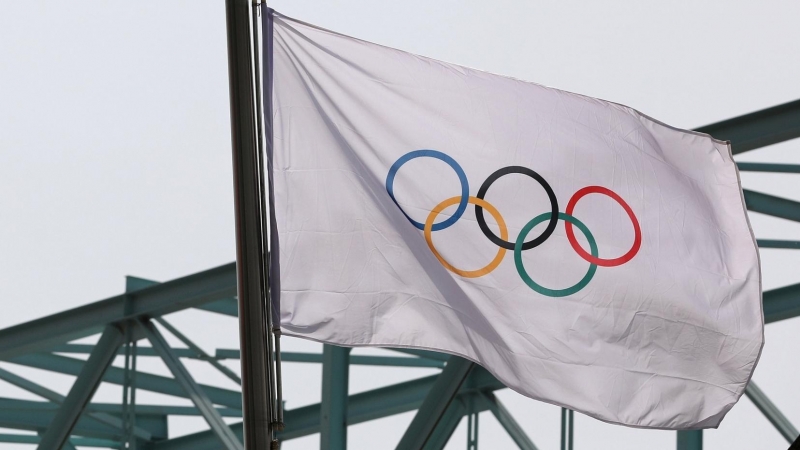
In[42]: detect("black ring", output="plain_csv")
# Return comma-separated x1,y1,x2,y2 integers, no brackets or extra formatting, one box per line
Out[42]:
475,166,559,251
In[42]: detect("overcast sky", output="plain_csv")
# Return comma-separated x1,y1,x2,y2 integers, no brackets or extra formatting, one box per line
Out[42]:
1,1,799,449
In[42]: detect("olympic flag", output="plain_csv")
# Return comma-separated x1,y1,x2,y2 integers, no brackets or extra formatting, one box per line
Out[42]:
265,11,763,429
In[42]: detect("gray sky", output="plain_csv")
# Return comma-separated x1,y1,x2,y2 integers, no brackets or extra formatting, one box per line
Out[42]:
1,1,799,449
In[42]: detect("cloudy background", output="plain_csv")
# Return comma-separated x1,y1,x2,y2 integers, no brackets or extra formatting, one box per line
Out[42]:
1,1,798,449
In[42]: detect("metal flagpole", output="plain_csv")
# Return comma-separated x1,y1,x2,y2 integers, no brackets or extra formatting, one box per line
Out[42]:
225,0,277,448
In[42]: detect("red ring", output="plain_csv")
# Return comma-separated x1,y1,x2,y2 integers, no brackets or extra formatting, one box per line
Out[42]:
565,186,641,267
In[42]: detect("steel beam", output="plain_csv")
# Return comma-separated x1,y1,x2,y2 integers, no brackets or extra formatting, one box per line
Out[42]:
0,406,169,441
196,298,239,317
763,281,800,324
396,356,474,450
52,343,198,358
677,430,702,450
743,189,800,222
745,381,799,443
126,275,239,318
0,396,240,418
466,404,479,450
0,263,237,360
37,325,124,450
758,239,800,250
422,397,467,450
560,408,574,450
481,392,538,450
0,366,71,403
0,407,119,439
213,349,446,368
288,351,446,368
321,345,350,450
0,367,152,441
125,275,159,292
155,317,241,384
9,352,243,408
694,99,800,154
140,319,243,450
149,367,505,449
279,364,500,443
0,434,119,448
60,438,78,450
390,347,453,362
0,400,168,441
737,162,800,173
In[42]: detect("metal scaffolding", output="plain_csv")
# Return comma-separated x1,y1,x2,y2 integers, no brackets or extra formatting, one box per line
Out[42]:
0,14,799,450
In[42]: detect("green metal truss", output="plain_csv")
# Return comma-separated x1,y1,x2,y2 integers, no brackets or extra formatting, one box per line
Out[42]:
0,101,798,449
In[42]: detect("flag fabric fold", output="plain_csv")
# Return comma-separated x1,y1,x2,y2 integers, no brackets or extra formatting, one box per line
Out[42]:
266,10,763,429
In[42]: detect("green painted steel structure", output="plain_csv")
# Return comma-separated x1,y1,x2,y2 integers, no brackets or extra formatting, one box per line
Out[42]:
676,430,703,450
0,90,798,450
321,345,350,450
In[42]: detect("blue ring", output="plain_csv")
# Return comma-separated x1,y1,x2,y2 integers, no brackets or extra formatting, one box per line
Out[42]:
386,150,469,231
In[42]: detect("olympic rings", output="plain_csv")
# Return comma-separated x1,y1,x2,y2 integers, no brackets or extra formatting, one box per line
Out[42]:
476,166,558,250
425,196,508,278
385,150,642,297
386,149,469,231
514,212,598,297
565,186,641,267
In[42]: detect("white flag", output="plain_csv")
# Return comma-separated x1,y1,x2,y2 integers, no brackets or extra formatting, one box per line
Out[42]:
266,11,763,429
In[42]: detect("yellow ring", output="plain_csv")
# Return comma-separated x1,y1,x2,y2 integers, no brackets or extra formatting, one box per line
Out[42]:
424,196,508,278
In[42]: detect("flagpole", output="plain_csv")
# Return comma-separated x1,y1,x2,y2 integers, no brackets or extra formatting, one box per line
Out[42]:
225,0,276,447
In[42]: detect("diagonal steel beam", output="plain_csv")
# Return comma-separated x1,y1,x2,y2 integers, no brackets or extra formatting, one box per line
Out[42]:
422,397,467,450
126,275,238,317
0,366,152,441
396,356,474,450
139,319,243,450
745,381,799,443
421,390,500,450
196,298,238,317
0,263,237,360
763,281,800,324
9,352,243,408
480,392,538,450
0,406,120,439
37,325,124,450
743,189,800,222
155,317,241,385
694,99,800,154
42,431,79,450
0,365,72,403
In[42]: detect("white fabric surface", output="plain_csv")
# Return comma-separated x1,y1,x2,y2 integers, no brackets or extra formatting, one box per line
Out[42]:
268,12,763,429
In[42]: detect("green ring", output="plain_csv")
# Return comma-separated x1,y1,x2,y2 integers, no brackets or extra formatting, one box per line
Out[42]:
514,212,598,297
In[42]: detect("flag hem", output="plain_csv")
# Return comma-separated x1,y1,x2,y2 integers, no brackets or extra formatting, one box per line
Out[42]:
263,7,281,328
720,138,766,423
